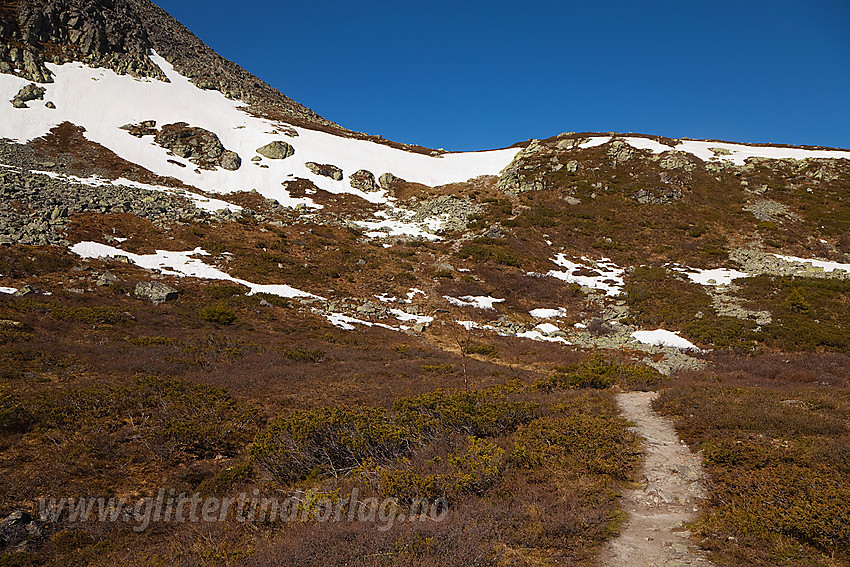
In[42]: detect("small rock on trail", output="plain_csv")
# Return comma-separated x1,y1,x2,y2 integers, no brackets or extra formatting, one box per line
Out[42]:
598,391,715,567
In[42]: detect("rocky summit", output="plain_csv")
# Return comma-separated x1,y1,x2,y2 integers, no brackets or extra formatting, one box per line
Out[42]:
0,2,848,566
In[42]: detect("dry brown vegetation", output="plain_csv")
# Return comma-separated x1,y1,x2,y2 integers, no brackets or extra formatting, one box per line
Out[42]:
655,358,850,566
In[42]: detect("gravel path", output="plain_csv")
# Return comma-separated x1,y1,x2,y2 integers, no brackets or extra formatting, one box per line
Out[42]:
599,391,715,566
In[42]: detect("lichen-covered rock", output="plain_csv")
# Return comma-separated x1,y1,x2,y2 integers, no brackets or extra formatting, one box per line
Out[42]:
412,195,481,231
219,150,242,171
379,172,402,189
305,162,343,180
659,151,698,172
607,138,635,164
497,141,547,194
119,121,240,170
256,141,295,160
9,83,46,108
349,169,378,192
632,187,683,204
135,281,179,304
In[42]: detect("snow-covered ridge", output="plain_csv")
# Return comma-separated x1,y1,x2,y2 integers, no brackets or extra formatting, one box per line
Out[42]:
576,136,850,165
0,52,519,209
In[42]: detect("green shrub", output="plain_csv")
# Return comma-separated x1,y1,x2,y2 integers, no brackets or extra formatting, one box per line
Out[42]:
199,303,237,325
281,347,326,363
251,388,538,484
127,336,178,346
206,283,249,299
250,406,413,484
0,386,32,434
393,388,539,439
26,376,256,460
536,352,665,391
420,363,454,374
467,343,498,357
48,305,128,324
378,437,506,502
510,414,639,480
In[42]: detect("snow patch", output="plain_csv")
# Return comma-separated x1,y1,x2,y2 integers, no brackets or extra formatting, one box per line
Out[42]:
69,241,319,299
0,54,518,210
529,307,569,319
444,295,505,310
631,329,702,351
566,135,850,165
772,254,850,273
534,323,560,334
542,255,624,296
669,265,750,286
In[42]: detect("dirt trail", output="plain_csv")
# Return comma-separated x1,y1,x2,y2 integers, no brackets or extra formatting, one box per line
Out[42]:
599,391,715,567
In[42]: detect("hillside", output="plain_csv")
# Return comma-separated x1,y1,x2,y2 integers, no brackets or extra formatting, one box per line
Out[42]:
0,1,849,566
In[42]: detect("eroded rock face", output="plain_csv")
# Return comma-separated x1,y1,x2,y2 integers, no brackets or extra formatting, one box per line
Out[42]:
0,0,338,130
256,141,294,160
0,0,163,83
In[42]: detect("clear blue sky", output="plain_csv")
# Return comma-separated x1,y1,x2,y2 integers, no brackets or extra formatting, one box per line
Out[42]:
156,0,849,151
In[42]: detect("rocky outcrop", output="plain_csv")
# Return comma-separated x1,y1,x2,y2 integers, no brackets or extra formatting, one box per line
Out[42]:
349,169,378,192
256,141,294,160
497,141,546,195
411,196,481,232
0,511,45,550
0,165,201,246
730,248,849,280
119,121,241,171
607,138,635,164
659,151,698,172
9,83,46,108
0,0,338,131
154,123,240,170
632,187,683,204
305,162,342,180
0,0,164,83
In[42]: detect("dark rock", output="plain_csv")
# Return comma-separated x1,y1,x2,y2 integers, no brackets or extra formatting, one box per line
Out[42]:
305,162,343,180
633,187,683,204
219,150,241,171
9,83,46,108
349,169,378,192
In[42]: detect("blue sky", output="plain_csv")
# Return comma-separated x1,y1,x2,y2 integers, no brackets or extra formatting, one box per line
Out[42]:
156,0,849,151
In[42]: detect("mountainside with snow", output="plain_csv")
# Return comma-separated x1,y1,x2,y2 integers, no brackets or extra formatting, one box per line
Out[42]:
1,2,849,566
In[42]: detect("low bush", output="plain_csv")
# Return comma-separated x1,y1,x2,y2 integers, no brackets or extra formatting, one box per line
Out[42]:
281,347,326,363
251,388,539,484
199,303,238,325
250,406,412,484
536,351,665,391
510,414,639,480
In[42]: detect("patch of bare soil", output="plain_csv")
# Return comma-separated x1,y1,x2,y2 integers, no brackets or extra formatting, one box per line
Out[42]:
599,391,714,566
